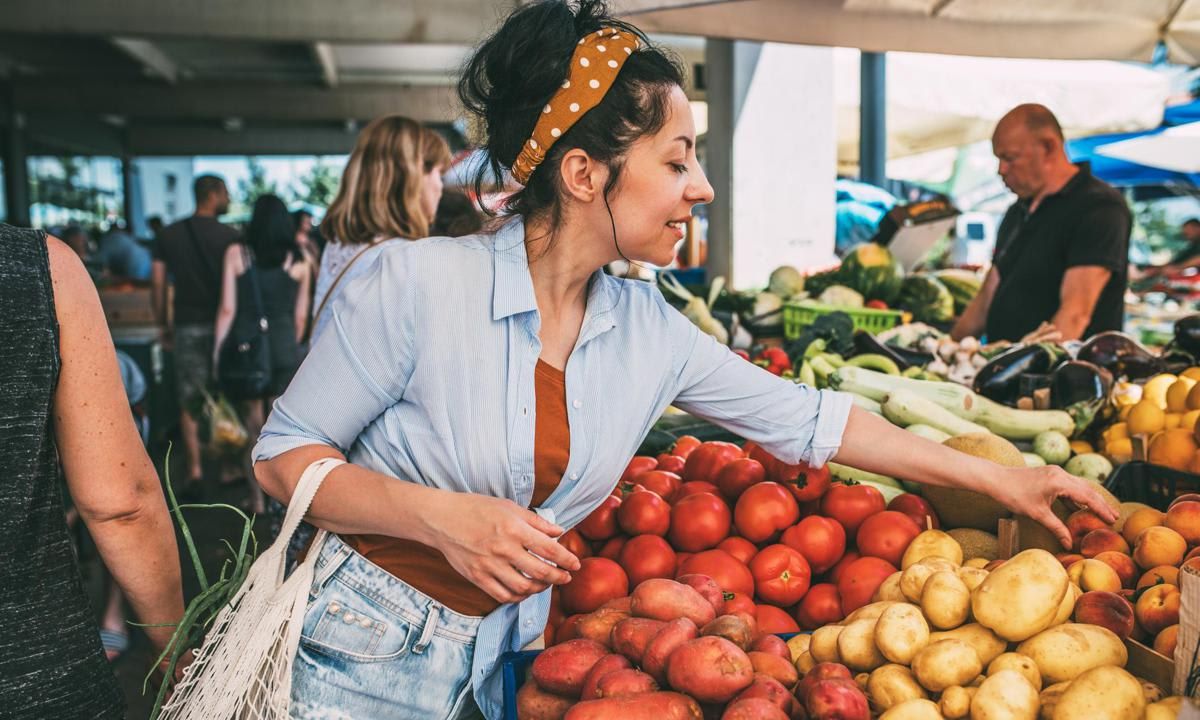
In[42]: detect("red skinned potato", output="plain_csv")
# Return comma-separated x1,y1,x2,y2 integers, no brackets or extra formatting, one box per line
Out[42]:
579,653,634,700
795,662,853,704
733,674,792,714
555,615,584,645
748,651,799,689
516,680,576,720
600,596,633,613
667,636,756,704
751,634,791,660
677,573,725,615
574,607,629,649
612,617,668,665
530,638,610,698
804,679,869,720
722,698,790,720
595,668,659,698
564,691,704,720
632,578,718,627
643,617,700,685
701,614,757,650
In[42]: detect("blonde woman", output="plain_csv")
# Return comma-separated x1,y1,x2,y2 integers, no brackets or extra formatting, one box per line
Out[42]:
311,118,451,339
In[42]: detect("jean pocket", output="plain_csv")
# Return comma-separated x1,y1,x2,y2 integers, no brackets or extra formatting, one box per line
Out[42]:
299,588,413,664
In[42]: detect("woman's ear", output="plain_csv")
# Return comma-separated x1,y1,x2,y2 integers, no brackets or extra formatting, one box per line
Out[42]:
558,148,607,203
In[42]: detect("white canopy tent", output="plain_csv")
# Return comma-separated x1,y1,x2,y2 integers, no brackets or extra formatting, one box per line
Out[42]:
1097,121,1200,173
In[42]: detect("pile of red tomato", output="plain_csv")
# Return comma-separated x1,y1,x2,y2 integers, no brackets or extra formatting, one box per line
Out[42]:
548,438,941,645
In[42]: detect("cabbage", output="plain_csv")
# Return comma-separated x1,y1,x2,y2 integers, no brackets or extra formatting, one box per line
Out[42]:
818,285,865,308
768,265,805,298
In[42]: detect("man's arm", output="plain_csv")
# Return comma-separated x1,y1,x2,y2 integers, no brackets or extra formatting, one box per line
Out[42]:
950,267,999,340
1051,266,1111,341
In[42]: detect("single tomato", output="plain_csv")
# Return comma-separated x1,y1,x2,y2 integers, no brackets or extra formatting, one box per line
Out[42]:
715,457,767,501
633,470,682,503
821,482,887,536
835,556,897,613
560,557,630,614
683,441,744,484
747,446,832,503
669,492,732,552
750,544,812,606
717,536,759,565
781,515,847,575
887,493,940,531
618,534,678,587
655,454,687,475
721,591,757,617
734,482,800,544
795,583,843,629
856,511,921,568
678,549,755,596
619,456,658,486
676,481,721,499
865,299,888,310
672,435,702,460
827,550,861,585
596,536,627,560
617,488,671,536
755,604,801,635
558,530,593,561
674,551,692,576
577,495,622,540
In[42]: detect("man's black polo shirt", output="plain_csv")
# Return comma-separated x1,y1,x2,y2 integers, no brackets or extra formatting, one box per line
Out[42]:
986,163,1131,342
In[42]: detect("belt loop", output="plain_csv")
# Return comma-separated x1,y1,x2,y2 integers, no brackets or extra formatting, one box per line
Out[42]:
411,603,441,655
309,537,353,597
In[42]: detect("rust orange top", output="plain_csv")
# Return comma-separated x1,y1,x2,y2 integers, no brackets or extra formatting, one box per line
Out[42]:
341,359,571,616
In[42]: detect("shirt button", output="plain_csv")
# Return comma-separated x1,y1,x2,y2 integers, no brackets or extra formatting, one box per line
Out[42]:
570,472,579,480
522,406,529,416
572,399,582,409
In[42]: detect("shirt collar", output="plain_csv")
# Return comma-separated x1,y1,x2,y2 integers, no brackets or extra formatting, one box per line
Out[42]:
1018,161,1093,214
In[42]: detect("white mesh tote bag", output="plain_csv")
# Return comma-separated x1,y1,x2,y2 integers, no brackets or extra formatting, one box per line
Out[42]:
159,457,346,720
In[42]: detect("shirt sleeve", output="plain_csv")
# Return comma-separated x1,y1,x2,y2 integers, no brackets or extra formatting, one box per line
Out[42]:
658,291,852,467
1065,199,1131,273
253,248,415,462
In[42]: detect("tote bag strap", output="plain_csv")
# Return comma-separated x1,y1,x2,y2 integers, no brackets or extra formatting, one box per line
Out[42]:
276,457,345,553
312,242,378,327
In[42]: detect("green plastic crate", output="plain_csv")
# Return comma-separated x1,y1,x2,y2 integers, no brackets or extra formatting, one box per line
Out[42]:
783,300,905,340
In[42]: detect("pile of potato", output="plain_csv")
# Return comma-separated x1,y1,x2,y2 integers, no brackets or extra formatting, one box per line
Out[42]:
788,529,1188,719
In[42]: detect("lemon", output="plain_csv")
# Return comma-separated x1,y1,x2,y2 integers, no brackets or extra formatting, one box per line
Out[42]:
1105,438,1133,464
1167,379,1196,413
1127,399,1167,436
1143,374,1178,409
1182,367,1200,382
1070,440,1095,456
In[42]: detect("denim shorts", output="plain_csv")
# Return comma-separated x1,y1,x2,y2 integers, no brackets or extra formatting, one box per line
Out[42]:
290,534,485,720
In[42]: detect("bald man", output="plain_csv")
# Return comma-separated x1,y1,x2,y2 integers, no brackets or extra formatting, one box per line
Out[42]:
952,104,1131,342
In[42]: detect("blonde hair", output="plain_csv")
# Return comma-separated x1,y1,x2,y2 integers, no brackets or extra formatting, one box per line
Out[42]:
322,116,452,246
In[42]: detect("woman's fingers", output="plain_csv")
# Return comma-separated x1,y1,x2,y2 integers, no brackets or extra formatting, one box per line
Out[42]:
521,523,582,572
1058,473,1118,523
512,549,572,586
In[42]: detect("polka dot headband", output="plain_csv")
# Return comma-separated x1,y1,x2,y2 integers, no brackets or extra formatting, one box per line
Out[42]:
510,27,640,185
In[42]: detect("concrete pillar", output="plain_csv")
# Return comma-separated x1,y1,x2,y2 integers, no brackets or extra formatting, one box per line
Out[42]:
2,90,30,227
859,51,887,187
121,151,146,237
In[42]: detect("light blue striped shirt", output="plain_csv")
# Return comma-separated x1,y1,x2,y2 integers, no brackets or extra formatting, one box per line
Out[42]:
253,217,852,718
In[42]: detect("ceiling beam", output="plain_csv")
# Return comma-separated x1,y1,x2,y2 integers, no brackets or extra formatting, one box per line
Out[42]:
110,38,179,84
125,124,360,156
311,42,339,88
14,81,460,123
2,0,512,44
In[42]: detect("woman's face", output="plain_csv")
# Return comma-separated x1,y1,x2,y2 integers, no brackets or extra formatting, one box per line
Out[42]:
421,166,445,224
607,86,714,267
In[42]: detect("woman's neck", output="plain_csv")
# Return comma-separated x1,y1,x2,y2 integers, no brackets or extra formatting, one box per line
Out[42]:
524,214,610,320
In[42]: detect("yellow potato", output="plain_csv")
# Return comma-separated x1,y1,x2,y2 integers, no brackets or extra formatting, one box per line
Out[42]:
874,572,907,602
1051,583,1080,627
987,652,1042,691
940,686,976,719
845,601,896,624
786,633,811,663
809,624,844,664
902,530,964,569
837,618,887,672
1015,623,1127,685
880,698,943,720
930,623,1008,667
901,557,957,602
1052,665,1145,720
922,570,971,630
867,664,927,712
855,672,870,692
970,669,1039,720
1145,697,1183,720
972,549,1068,641
957,566,989,593
875,602,930,665
794,650,816,675
964,557,990,569
1037,682,1069,720
911,639,982,693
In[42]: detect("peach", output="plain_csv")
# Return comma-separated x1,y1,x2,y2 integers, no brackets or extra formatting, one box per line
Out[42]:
1154,625,1179,659
1067,510,1111,551
1187,546,1200,562
1169,493,1200,508
1073,590,1135,639
1135,583,1182,636
1133,527,1187,569
1080,529,1130,558
1067,559,1122,593
1122,508,1165,545
1164,500,1200,545
1055,552,1084,569
1137,565,1180,590
1093,551,1138,588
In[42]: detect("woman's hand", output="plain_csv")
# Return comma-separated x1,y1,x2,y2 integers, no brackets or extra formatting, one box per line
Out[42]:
421,492,582,605
990,465,1120,548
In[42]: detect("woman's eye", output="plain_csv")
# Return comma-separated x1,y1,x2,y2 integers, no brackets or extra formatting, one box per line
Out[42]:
670,163,688,174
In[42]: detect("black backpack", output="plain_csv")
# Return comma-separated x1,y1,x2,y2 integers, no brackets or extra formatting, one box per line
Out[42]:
216,245,272,398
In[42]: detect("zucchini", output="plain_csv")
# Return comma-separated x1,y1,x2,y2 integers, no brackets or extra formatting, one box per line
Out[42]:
798,360,817,387
846,353,900,375
882,389,989,437
810,355,838,388
828,463,907,503
904,423,951,443
831,366,980,418
849,393,882,415
1022,452,1047,467
972,396,1076,440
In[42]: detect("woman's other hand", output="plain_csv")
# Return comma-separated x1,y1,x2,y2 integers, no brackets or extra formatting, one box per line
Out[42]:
991,465,1120,548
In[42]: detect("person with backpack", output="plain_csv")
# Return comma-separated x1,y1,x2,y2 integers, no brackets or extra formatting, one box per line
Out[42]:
214,194,312,514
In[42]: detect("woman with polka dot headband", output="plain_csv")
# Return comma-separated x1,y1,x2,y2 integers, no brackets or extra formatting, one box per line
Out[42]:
252,1,1117,717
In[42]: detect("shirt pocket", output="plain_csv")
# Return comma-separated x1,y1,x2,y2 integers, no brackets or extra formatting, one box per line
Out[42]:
300,586,413,664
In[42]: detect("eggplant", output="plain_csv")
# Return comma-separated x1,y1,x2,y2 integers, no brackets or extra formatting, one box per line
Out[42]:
1175,315,1200,356
972,343,1063,405
1050,360,1112,434
852,331,926,371
1076,331,1164,380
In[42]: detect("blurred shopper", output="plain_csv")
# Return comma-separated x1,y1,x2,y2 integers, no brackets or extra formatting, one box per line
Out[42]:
311,117,450,339
432,188,485,237
147,215,165,240
96,220,152,282
214,194,311,514
291,209,321,343
1144,218,1200,276
0,223,184,719
152,175,238,491
952,104,1131,342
